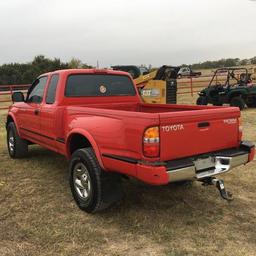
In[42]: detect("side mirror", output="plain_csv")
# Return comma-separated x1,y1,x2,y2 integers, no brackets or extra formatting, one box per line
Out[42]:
12,92,25,102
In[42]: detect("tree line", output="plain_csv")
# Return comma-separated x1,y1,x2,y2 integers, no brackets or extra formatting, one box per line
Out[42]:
0,55,256,85
0,55,92,85
188,56,256,70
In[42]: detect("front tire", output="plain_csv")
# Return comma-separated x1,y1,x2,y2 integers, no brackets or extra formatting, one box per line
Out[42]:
69,148,123,213
196,96,208,105
7,122,28,158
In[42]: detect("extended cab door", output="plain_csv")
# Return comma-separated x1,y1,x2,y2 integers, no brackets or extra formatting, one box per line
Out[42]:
18,76,48,142
39,74,60,151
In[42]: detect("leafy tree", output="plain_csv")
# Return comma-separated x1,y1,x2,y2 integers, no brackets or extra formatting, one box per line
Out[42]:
68,58,84,68
0,55,93,85
251,56,256,65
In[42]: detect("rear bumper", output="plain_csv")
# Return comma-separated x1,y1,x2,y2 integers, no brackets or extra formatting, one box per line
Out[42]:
167,151,249,182
137,141,255,185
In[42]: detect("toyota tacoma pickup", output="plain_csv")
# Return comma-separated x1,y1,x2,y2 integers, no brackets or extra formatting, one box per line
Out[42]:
6,69,255,213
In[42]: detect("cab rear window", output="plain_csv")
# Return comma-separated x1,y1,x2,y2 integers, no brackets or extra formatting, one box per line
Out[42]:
65,74,136,97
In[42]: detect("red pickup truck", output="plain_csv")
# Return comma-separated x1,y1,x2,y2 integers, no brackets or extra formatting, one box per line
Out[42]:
6,69,255,213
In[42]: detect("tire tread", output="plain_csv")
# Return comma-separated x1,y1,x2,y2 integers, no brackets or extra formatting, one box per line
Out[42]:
69,148,123,213
7,122,28,158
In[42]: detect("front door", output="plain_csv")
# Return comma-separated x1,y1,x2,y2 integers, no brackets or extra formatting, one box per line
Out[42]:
18,76,48,143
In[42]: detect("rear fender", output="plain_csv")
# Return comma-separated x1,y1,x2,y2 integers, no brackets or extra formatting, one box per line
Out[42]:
66,128,104,169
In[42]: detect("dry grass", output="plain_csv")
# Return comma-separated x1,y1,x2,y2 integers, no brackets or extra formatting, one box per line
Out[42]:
0,96,256,256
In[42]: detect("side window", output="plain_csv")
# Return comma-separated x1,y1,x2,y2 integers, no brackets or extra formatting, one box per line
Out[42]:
46,74,59,104
27,76,48,103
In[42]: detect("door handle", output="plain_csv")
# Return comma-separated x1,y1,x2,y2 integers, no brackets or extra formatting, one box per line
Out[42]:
198,122,210,128
34,109,40,115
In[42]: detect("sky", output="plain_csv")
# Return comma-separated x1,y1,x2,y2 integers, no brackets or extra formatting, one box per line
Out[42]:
0,0,255,67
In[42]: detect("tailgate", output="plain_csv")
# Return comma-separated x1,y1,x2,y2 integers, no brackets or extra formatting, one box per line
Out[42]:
159,107,240,161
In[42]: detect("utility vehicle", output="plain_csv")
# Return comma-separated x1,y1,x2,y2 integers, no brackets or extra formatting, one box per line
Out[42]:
197,68,256,110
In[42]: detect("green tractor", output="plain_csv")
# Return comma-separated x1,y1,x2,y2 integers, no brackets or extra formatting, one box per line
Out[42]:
197,68,256,110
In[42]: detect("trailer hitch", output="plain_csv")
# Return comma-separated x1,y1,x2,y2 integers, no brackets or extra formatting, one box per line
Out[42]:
201,177,233,201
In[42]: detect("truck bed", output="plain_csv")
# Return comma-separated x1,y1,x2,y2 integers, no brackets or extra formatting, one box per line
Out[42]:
78,102,224,113
67,102,240,162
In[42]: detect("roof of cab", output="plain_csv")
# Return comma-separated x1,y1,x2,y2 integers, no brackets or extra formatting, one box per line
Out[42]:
39,69,132,77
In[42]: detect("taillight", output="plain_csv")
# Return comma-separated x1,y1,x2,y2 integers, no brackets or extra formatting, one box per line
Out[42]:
238,117,243,140
143,126,160,157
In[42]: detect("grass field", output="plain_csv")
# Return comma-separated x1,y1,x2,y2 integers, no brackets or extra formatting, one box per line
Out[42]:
0,95,256,256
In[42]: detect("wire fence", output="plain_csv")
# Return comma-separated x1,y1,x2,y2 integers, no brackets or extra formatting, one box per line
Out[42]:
176,72,254,96
0,85,30,110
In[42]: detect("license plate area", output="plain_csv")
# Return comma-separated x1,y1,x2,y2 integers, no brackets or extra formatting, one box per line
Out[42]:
194,157,215,171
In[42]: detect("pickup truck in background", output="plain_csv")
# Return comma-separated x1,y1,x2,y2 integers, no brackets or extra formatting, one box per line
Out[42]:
6,69,255,213
177,66,202,78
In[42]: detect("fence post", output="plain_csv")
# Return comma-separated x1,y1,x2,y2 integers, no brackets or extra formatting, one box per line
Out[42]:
10,85,13,103
190,77,193,96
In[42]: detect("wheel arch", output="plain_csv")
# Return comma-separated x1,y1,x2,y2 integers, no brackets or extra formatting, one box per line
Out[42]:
6,113,20,135
66,129,104,169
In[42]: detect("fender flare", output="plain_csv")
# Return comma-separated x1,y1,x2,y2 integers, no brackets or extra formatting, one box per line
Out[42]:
6,113,21,136
66,128,104,169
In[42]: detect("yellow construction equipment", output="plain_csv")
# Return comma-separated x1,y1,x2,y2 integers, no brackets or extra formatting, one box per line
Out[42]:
112,65,180,104
135,70,165,104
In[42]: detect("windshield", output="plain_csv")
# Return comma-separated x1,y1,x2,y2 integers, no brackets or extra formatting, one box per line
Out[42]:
65,74,136,97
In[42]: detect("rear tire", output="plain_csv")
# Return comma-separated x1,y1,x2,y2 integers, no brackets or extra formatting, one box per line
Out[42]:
69,148,123,213
196,96,208,105
7,122,28,158
230,96,245,110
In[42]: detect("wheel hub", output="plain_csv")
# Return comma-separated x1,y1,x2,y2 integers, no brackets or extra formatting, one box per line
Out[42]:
9,134,14,153
73,163,91,200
